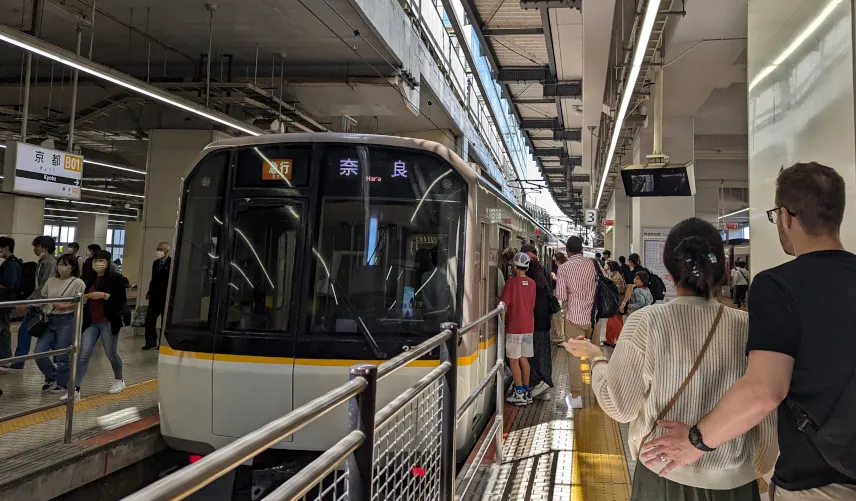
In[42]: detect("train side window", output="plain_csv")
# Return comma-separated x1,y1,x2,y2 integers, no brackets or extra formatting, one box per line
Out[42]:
224,204,300,332
169,150,228,329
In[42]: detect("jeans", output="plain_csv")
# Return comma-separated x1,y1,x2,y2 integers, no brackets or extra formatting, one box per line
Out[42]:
75,322,123,388
144,301,164,347
0,309,12,360
10,307,41,369
35,314,75,388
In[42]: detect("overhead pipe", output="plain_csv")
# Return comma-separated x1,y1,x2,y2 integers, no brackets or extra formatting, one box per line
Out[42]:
652,66,663,156
67,25,82,152
20,0,44,143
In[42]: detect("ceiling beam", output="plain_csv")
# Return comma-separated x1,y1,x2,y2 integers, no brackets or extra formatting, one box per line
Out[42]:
560,155,583,166
483,27,545,36
520,118,558,129
497,67,551,83
533,147,566,157
520,0,582,9
543,81,582,98
553,128,582,141
513,97,555,104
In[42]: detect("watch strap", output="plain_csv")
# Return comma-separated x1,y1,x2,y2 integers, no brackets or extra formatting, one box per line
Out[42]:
689,425,716,452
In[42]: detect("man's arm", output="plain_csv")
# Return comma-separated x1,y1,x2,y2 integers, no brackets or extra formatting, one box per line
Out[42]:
555,266,567,302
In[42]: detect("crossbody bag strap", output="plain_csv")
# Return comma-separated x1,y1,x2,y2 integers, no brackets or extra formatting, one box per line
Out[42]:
642,304,725,442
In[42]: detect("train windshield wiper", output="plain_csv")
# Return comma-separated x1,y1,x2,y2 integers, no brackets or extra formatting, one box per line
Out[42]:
330,279,385,359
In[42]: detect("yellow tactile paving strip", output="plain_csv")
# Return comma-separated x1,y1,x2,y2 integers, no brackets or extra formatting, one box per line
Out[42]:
570,357,632,501
0,378,158,435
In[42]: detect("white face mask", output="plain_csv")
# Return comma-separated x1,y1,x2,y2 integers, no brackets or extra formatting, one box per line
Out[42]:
92,262,108,272
57,264,72,276
156,251,166,259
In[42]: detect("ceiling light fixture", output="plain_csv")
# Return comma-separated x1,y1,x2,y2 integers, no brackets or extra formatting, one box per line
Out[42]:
45,207,136,218
749,0,843,91
46,197,112,208
0,25,263,137
1,143,144,175
718,207,750,219
595,0,660,208
80,186,145,199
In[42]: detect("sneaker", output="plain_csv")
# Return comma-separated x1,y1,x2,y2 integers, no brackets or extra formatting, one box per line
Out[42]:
506,389,528,407
567,394,583,409
526,389,533,404
530,381,551,399
51,385,69,394
108,379,126,394
59,389,81,401
141,345,157,351
537,391,552,401
42,380,56,392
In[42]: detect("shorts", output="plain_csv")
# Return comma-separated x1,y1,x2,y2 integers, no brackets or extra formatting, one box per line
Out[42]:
506,333,534,359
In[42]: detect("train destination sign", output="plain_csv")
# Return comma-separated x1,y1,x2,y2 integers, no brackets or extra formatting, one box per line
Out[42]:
2,142,83,200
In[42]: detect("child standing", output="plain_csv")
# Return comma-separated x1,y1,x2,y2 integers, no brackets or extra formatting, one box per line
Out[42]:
500,253,536,406
627,270,654,314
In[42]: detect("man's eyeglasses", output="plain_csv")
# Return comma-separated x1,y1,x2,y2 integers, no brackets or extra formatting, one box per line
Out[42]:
766,207,797,224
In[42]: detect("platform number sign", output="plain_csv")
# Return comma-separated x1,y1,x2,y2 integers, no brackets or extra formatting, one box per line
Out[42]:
584,209,597,227
2,141,83,200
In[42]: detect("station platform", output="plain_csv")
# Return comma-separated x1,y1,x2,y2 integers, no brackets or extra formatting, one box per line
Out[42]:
0,326,161,501
458,346,635,501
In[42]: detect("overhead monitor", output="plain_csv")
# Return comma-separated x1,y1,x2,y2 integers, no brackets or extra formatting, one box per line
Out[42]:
620,162,696,197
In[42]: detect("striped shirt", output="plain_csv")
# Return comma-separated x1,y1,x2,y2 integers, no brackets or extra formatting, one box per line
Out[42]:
554,254,597,325
591,296,778,490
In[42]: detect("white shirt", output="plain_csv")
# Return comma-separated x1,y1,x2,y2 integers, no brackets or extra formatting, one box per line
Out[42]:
731,267,749,286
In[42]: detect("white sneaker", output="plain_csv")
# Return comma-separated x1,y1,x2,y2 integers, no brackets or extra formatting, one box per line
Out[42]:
506,389,528,407
567,394,583,409
530,381,551,399
108,379,126,394
59,390,81,401
536,390,552,401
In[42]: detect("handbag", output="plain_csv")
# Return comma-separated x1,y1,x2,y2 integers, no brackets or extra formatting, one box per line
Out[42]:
548,294,561,315
26,281,75,338
640,305,725,445
590,259,622,323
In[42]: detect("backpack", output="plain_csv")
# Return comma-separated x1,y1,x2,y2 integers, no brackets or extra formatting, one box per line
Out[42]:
590,259,622,324
17,260,37,300
787,370,856,478
648,272,666,301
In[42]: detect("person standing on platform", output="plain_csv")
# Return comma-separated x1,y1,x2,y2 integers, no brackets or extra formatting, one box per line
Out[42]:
603,261,626,347
524,252,554,401
642,162,856,500
68,250,127,400
0,237,22,366
143,242,171,350
564,217,777,501
554,236,597,342
619,256,634,286
501,252,536,407
620,253,650,313
9,236,57,371
550,252,568,344
731,261,750,308
627,271,654,314
67,242,84,270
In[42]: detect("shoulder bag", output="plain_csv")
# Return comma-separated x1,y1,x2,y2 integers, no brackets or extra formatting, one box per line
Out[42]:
641,304,725,445
26,280,76,338
590,258,622,323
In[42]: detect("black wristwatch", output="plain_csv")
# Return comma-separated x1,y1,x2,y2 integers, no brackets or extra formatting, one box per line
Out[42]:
688,425,716,452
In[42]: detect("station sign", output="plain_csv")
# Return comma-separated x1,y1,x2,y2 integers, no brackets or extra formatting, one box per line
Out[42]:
584,209,597,227
602,219,615,227
724,222,739,230
488,207,502,224
2,142,83,200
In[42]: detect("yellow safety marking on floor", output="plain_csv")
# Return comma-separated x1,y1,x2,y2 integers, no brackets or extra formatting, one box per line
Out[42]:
0,379,159,436
571,357,632,501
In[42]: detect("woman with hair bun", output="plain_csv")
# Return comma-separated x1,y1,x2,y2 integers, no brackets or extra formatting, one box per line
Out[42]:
563,218,777,501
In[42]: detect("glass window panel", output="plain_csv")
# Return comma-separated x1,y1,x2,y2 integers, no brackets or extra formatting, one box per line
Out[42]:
43,224,51,235
67,227,75,243
60,226,70,243
168,150,229,329
224,204,301,332
106,230,113,245
117,230,125,245
309,146,466,338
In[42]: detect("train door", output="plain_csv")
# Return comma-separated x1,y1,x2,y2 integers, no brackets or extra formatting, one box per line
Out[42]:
475,222,490,418
211,199,305,438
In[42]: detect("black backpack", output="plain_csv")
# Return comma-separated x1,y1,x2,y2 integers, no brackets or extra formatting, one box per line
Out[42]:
17,260,37,300
648,272,666,301
788,371,856,478
590,259,622,323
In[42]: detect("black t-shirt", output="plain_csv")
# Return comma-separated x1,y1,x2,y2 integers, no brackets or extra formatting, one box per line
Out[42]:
746,250,856,491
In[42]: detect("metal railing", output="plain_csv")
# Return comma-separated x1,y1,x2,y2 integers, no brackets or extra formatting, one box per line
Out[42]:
0,293,85,443
122,303,507,501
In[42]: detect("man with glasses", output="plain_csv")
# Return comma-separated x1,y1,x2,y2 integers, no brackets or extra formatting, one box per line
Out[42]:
641,162,856,500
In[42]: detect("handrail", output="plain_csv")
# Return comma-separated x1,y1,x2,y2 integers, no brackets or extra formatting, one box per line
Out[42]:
0,293,84,443
122,303,507,501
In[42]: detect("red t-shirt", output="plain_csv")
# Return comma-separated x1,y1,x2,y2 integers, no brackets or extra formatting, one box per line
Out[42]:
500,275,536,335
88,280,108,324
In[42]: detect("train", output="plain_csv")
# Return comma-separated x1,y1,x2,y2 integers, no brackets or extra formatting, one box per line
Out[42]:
156,133,560,462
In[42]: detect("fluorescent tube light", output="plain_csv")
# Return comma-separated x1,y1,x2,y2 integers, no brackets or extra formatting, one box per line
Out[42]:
718,207,750,219
46,197,112,208
0,25,262,137
595,0,660,208
45,207,136,218
80,186,145,199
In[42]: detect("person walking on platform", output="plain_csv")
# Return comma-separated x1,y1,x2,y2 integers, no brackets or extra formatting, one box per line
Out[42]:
0,237,22,366
35,254,86,394
564,217,777,501
524,252,554,401
603,261,626,347
66,250,127,400
554,236,597,342
643,163,856,500
143,242,171,350
731,260,750,308
501,252,536,407
9,236,57,371
550,252,568,344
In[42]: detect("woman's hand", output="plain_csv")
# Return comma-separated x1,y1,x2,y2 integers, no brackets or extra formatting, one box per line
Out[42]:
562,337,603,359
88,291,109,300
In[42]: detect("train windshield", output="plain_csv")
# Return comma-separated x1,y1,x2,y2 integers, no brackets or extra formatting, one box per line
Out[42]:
310,145,466,337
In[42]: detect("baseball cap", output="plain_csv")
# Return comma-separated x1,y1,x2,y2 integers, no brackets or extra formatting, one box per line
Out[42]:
512,252,531,270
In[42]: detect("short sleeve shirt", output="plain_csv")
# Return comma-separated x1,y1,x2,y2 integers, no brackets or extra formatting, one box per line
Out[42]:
745,250,856,490
500,275,536,335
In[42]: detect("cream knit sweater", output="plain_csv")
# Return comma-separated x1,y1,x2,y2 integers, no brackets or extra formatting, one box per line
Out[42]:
592,296,778,490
